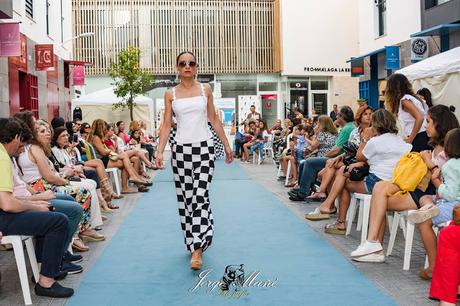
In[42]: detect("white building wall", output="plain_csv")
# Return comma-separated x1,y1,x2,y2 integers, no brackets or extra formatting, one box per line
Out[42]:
281,0,359,76
11,0,73,59
358,0,421,55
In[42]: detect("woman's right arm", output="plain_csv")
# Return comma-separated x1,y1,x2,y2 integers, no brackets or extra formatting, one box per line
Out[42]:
156,90,173,168
30,146,68,185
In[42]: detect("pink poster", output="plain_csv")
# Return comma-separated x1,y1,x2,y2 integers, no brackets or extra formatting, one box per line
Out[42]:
73,65,85,85
0,23,21,57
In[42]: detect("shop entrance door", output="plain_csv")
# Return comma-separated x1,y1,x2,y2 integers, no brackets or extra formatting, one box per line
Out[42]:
311,92,328,116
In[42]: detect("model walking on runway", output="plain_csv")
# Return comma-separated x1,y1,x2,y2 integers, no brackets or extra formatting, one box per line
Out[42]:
156,51,233,270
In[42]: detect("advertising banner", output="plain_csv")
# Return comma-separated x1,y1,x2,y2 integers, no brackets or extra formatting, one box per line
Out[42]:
0,23,20,57
35,44,54,71
385,46,400,70
411,37,429,61
73,65,85,85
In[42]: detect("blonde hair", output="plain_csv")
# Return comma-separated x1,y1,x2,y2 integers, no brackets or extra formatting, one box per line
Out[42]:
318,115,338,135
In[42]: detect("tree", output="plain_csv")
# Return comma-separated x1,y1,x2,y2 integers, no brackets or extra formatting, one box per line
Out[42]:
108,45,152,121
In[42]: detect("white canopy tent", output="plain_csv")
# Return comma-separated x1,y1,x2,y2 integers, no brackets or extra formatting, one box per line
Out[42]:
71,87,155,133
397,46,460,118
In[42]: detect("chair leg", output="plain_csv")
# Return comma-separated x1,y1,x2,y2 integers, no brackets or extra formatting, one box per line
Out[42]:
386,212,401,256
403,220,415,270
285,160,291,186
24,238,40,284
360,197,371,245
400,217,407,239
357,199,363,231
11,238,33,305
113,171,121,196
346,196,357,236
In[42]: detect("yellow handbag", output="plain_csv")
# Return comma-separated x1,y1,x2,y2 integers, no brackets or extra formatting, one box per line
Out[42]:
389,152,428,196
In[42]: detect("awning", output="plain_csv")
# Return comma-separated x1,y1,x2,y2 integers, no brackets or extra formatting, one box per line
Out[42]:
346,47,386,63
411,24,460,37
63,60,93,67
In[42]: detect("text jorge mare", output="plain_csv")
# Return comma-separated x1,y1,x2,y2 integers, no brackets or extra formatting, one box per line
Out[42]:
189,269,278,293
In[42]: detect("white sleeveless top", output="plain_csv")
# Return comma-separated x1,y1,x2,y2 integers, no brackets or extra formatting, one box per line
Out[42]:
17,145,43,183
398,94,427,137
172,83,212,144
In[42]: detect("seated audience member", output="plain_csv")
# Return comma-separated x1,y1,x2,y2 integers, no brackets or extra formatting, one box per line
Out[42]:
51,126,120,211
306,106,373,218
324,109,412,235
236,121,256,160
248,120,270,163
17,119,104,251
89,119,150,193
288,106,355,201
0,117,74,298
351,107,459,265
116,121,130,145
407,128,460,278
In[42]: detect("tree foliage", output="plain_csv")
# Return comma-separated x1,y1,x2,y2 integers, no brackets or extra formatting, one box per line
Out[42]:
108,45,152,120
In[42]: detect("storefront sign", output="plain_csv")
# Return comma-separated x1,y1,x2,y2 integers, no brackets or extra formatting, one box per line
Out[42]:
73,65,85,85
304,67,350,73
351,58,364,77
411,37,429,61
0,22,20,57
35,44,54,71
385,46,400,70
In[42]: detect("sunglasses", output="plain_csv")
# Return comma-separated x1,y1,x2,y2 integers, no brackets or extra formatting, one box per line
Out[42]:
178,61,197,68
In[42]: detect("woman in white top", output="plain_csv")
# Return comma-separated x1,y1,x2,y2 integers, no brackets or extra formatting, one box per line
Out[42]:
157,51,233,270
384,73,430,152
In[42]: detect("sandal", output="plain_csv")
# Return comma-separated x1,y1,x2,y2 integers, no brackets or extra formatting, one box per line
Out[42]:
137,185,149,192
108,203,119,209
305,207,337,221
285,181,297,188
111,193,124,200
306,192,327,202
72,238,89,252
324,220,346,235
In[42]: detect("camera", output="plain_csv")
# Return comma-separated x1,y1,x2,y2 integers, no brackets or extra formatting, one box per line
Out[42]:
72,134,79,143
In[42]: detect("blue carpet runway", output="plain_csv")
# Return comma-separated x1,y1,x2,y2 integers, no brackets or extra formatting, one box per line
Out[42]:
67,161,395,306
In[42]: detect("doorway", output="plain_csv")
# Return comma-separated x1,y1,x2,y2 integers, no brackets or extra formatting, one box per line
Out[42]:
311,92,328,116
260,93,277,127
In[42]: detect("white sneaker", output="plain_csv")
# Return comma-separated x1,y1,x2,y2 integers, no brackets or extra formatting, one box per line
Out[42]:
407,206,440,224
352,251,385,263
350,241,383,258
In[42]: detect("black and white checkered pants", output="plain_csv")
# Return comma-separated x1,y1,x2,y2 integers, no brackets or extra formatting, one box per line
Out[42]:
171,138,215,253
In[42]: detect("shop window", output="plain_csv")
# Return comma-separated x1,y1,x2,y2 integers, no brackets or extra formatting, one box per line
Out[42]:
425,0,452,9
311,80,328,90
359,81,370,102
258,82,277,91
374,0,386,37
19,73,39,118
25,0,34,19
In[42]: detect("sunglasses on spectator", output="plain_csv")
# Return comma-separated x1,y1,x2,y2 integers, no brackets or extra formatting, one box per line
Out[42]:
178,61,197,68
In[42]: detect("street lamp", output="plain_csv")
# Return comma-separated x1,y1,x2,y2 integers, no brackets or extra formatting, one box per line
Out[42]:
61,32,95,58
62,32,95,45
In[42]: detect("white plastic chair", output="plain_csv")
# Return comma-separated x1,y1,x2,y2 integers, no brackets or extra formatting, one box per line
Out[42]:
105,168,121,196
345,193,372,244
386,210,417,270
1,235,40,305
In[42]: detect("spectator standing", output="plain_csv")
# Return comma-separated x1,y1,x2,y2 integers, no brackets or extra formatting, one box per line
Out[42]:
330,104,338,121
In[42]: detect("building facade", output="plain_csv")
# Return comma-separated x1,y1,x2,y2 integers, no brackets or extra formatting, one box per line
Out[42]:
351,0,460,109
73,0,360,126
0,0,75,121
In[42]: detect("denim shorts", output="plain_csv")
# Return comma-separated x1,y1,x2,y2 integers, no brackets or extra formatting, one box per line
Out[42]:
431,196,459,226
364,173,382,194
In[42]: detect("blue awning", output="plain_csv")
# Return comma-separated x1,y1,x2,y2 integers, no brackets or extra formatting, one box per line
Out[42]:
411,24,460,37
346,47,386,63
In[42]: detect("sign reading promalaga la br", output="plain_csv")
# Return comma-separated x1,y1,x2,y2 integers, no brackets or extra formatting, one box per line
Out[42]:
189,264,278,299
304,66,351,73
